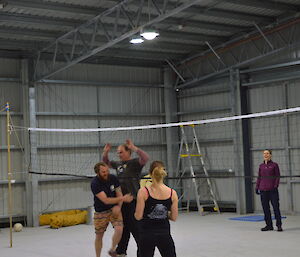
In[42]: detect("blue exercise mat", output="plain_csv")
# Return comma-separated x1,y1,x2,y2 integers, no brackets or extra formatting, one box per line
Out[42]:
229,215,286,222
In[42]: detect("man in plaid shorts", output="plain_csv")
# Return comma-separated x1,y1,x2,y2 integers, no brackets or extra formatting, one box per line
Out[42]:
91,162,133,257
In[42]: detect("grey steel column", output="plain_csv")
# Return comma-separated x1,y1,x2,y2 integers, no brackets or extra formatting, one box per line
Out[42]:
21,59,33,226
96,86,102,160
283,83,294,214
230,69,246,214
29,87,39,227
164,68,178,177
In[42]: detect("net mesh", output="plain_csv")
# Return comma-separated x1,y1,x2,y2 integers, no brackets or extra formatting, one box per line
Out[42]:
22,107,300,181
3,104,300,213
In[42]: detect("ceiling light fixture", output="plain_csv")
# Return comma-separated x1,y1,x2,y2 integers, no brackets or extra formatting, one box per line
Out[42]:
140,29,159,40
140,0,159,41
130,36,144,44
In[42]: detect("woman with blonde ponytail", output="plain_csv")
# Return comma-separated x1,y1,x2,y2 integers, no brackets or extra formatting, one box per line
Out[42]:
135,161,178,257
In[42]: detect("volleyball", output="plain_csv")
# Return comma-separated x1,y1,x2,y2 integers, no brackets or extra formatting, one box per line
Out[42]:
13,223,23,232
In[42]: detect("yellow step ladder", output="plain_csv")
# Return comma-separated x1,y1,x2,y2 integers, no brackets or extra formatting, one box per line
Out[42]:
175,125,220,215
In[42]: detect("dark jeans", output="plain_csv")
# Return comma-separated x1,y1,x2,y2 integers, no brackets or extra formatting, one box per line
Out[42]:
116,200,140,256
139,232,176,257
260,188,282,227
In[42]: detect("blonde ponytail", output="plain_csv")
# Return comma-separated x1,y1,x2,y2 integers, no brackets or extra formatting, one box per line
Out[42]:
152,166,167,182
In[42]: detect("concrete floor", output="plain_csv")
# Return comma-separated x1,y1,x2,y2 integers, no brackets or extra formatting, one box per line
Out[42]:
1,212,300,257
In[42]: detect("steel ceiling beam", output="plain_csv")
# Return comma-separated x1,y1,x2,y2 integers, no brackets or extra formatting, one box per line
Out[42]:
0,27,58,39
0,38,43,51
134,40,206,52
175,18,300,89
0,38,185,60
8,0,275,27
0,9,227,48
225,0,299,13
158,29,226,42
3,0,275,55
0,49,32,59
9,0,278,24
33,0,204,81
158,18,247,33
240,59,300,74
180,11,300,66
0,26,205,53
0,13,82,27
0,6,245,37
0,20,226,43
0,40,165,67
185,6,274,23
8,0,100,15
85,55,165,67
102,48,185,60
110,0,280,23
36,79,164,88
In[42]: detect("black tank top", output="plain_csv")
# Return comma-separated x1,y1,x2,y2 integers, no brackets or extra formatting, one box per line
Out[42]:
140,187,173,233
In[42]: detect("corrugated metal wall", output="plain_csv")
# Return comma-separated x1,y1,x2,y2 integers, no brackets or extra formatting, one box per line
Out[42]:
0,58,25,218
235,41,300,214
177,77,236,206
1,60,165,219
248,77,300,214
1,21,300,222
176,23,300,213
33,63,165,214
177,74,300,213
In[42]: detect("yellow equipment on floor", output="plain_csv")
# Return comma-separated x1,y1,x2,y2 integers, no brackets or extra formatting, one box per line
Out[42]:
39,209,87,228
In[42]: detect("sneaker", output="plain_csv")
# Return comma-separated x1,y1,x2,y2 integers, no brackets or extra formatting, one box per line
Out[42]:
108,250,117,257
277,226,283,232
261,226,274,231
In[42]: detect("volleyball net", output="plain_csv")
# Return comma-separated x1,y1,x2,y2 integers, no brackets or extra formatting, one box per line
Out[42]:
23,106,300,181
2,103,300,214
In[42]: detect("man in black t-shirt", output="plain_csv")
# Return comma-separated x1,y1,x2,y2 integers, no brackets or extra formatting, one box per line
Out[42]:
91,162,133,257
102,139,149,257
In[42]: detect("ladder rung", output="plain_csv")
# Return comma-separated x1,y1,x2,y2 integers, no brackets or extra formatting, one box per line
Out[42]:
200,205,220,212
201,204,216,208
180,154,202,157
179,124,195,128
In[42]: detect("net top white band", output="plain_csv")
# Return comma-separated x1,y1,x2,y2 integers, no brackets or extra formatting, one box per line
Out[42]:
28,107,300,132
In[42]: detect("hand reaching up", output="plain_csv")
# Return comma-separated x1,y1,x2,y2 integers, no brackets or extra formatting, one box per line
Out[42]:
126,139,138,152
103,143,112,154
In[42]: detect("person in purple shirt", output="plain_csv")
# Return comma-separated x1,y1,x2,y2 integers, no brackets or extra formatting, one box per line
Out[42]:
256,149,283,232
102,139,149,257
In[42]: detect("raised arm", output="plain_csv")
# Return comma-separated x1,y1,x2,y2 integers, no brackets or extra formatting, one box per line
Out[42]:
126,139,149,166
102,143,112,167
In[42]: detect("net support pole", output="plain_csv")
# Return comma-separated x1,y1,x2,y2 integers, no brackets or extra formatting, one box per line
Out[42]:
230,69,247,214
21,59,33,226
28,87,39,227
6,102,13,247
164,67,179,182
283,83,294,214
